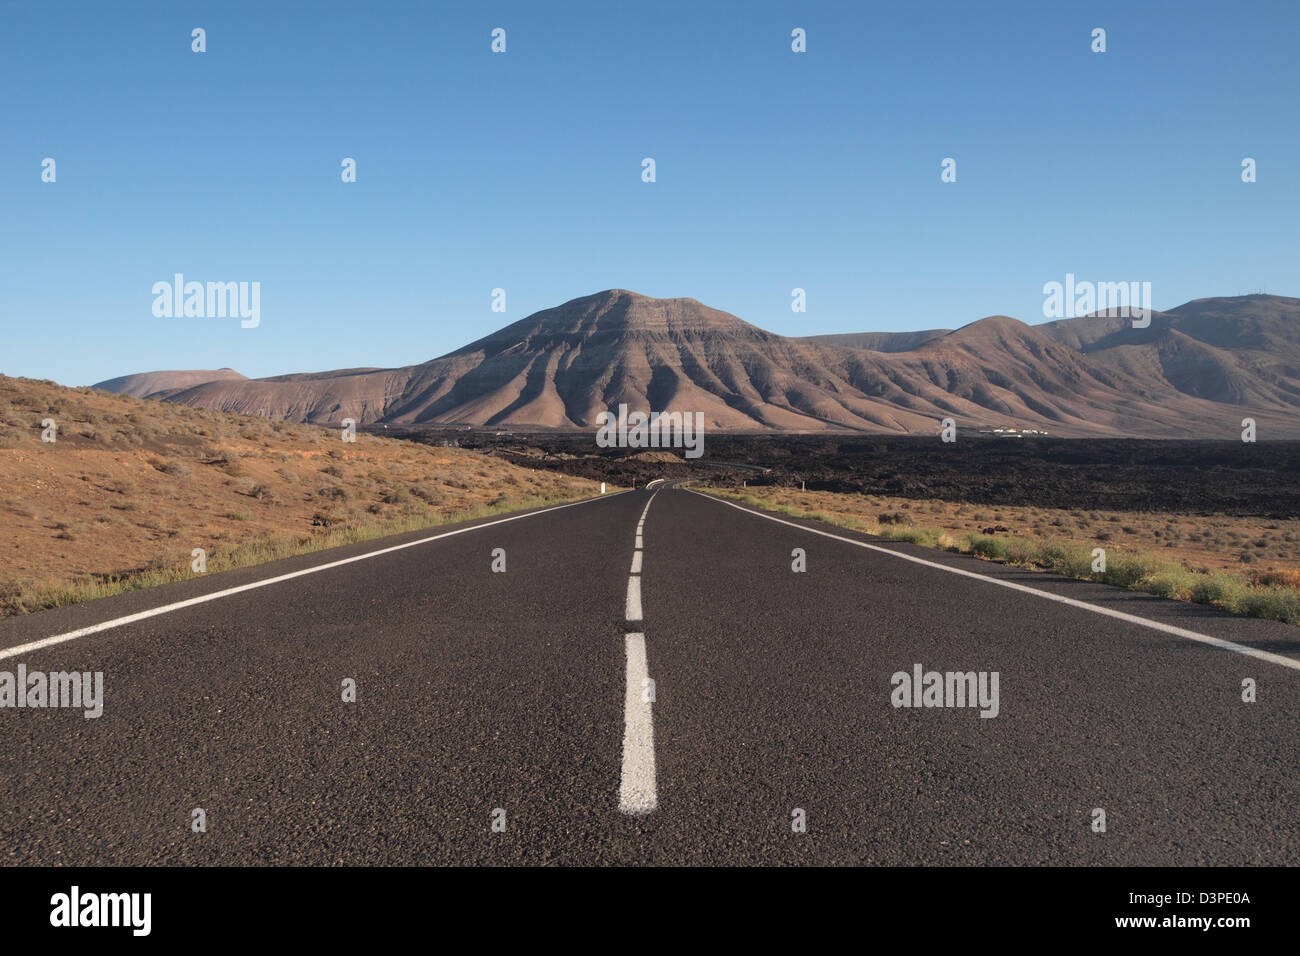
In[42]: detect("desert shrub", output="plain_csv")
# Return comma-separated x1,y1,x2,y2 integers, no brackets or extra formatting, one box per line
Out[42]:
1143,568,1199,602
411,485,444,505
996,538,1038,565
968,536,1007,560
149,457,191,478
1251,569,1300,590
1043,543,1096,578
4,499,35,518
888,526,943,548
1231,586,1300,624
1096,552,1158,589
380,487,413,506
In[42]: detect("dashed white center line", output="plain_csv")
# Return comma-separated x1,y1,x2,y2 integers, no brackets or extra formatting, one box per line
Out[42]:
625,575,643,622
620,490,658,814
619,631,656,814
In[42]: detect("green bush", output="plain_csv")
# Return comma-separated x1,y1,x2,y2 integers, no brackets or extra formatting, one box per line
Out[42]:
969,536,1007,560
1097,552,1158,589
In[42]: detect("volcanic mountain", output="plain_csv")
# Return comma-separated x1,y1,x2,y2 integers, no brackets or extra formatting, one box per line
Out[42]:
93,367,249,400
93,290,1300,438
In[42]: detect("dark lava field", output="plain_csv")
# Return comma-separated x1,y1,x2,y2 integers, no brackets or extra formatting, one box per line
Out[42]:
372,426,1300,518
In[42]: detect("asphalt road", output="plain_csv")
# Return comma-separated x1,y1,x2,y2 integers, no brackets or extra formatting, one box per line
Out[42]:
2,484,1298,865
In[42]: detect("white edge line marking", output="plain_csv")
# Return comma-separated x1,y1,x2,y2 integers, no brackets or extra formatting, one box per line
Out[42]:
625,575,643,621
619,631,657,814
0,491,632,662
690,490,1300,673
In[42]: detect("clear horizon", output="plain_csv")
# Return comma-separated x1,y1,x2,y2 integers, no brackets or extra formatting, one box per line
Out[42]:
3,0,1297,385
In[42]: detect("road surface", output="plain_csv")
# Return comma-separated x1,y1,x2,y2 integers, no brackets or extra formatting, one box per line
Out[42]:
1,485,1297,865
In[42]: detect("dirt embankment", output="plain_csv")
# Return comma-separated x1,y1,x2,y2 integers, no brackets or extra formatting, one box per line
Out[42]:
0,376,600,615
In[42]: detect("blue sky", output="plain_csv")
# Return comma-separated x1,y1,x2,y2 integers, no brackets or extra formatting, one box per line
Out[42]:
2,0,1297,385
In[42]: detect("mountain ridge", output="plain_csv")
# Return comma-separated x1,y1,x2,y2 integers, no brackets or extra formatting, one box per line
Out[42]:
91,291,1300,438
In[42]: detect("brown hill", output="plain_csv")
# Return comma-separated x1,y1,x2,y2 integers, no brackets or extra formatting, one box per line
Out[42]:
94,368,248,399
1039,294,1300,410
93,290,1300,438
